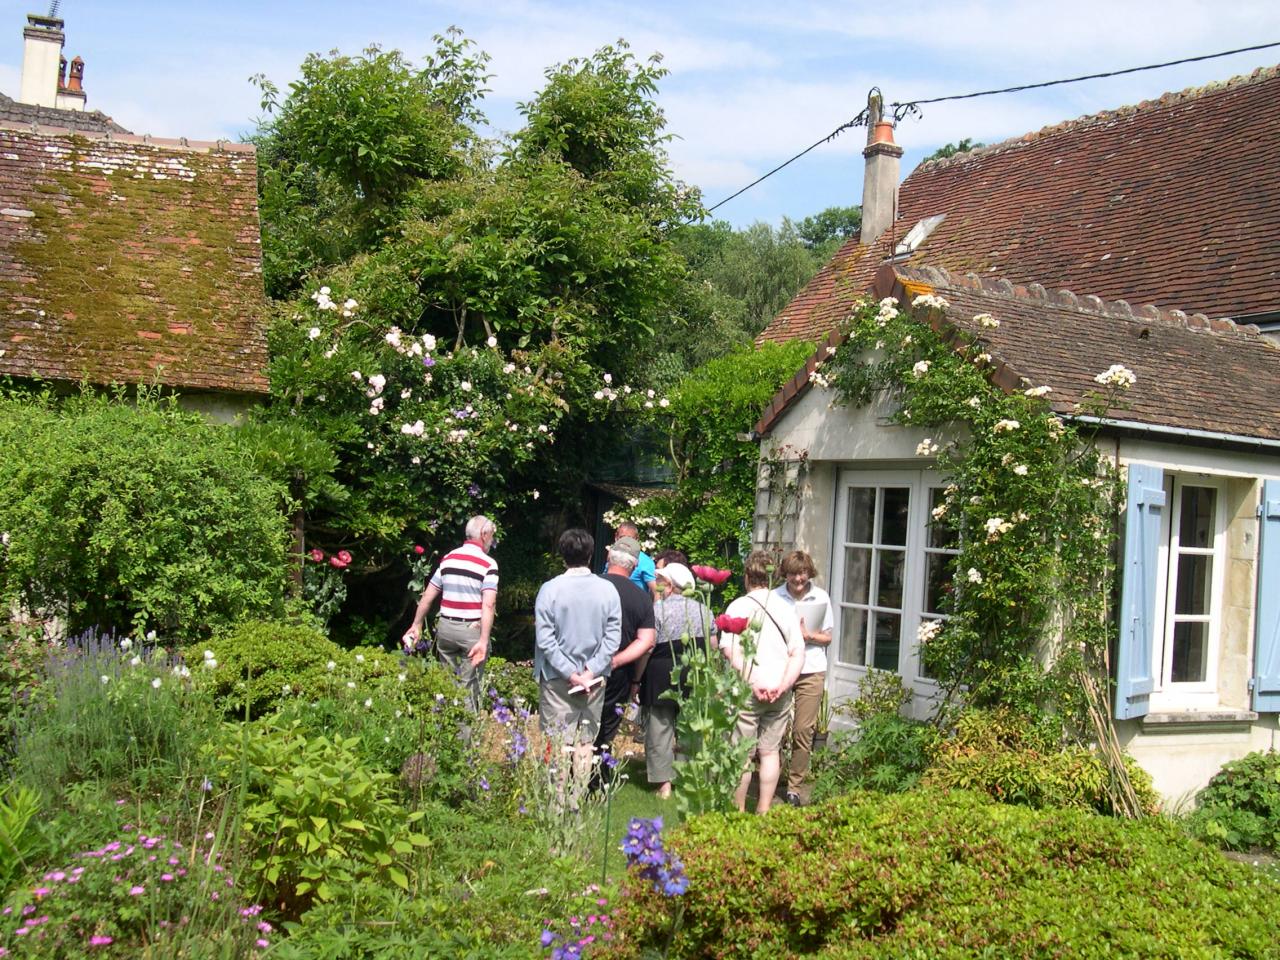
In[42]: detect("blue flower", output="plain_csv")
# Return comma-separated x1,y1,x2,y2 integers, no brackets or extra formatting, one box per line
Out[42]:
540,929,556,947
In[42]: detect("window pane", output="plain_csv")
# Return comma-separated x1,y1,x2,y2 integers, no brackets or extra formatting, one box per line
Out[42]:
924,553,954,615
877,549,905,609
928,489,958,549
871,613,901,671
881,488,910,546
1174,554,1213,616
846,488,875,544
843,547,871,606
1171,621,1209,683
839,608,867,666
916,617,939,679
1179,486,1215,549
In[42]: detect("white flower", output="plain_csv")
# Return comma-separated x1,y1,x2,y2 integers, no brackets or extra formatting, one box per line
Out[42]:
385,328,402,349
282,684,292,694
967,567,983,584
151,677,162,689
917,619,943,643
931,502,948,520
593,390,604,400
146,630,156,642
487,336,498,348
993,419,1021,433
911,293,950,311
395,710,403,719
120,637,133,651
323,346,338,359
100,675,110,684
659,398,669,408
1047,419,1066,438
129,655,142,667
965,396,981,409
973,352,991,365
397,672,406,683
1094,364,1136,389
355,654,365,664
422,334,438,352
351,370,363,381
364,698,373,709
643,400,654,409
369,397,384,416
400,388,413,399
646,389,655,399
367,374,386,396
203,649,215,661
319,286,331,296
532,489,541,500
346,681,356,690
503,362,516,374
326,660,336,671
985,517,1014,539
912,360,931,378
916,438,940,457
603,373,613,384
400,420,425,437
974,313,1000,328
538,424,549,433
308,327,321,340
1012,464,1029,476
204,658,218,670
1024,386,1052,398
411,456,421,465
460,380,472,392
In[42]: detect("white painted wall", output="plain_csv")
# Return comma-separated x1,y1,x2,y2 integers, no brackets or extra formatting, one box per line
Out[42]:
20,31,61,108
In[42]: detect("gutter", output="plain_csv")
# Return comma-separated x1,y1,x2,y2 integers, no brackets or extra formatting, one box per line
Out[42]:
1066,414,1280,455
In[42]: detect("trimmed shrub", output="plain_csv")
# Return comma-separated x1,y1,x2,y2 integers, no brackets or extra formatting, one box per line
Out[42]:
0,391,288,641
812,714,938,800
1186,750,1280,853
610,790,1280,959
923,708,1159,816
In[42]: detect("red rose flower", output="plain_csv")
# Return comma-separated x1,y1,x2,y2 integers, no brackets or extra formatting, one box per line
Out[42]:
330,555,349,569
692,565,733,586
337,550,353,565
413,545,425,555
308,548,325,563
715,614,751,635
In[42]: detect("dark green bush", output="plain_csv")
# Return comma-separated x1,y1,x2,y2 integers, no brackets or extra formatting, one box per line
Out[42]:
0,391,288,641
1186,751,1280,853
812,713,938,800
923,708,1159,816
192,620,347,718
610,790,1280,959
483,656,539,709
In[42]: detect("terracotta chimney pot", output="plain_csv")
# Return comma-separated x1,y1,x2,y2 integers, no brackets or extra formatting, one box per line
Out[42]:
869,119,896,146
67,56,84,93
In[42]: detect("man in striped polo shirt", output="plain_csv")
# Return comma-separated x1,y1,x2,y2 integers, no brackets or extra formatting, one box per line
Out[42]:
402,515,499,710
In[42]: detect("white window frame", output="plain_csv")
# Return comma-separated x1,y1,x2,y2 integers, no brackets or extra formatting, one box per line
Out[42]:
1150,474,1228,709
829,469,948,709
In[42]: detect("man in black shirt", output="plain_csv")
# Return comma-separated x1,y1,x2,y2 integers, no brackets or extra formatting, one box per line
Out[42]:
592,535,656,785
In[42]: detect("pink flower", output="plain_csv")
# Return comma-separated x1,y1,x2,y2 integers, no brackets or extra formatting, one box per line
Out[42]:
129,885,145,896
32,887,50,898
256,939,269,949
308,548,325,562
413,545,425,555
89,936,113,947
337,550,353,565
715,614,751,635
691,565,733,586
161,873,174,882
329,556,347,569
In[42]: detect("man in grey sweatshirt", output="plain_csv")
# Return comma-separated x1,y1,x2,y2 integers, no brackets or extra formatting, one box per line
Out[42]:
534,528,622,792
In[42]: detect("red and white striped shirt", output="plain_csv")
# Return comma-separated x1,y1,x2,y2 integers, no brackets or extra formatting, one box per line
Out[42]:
430,540,499,621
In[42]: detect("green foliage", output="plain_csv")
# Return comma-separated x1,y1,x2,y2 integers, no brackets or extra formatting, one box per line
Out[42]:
0,391,288,641
813,714,938,800
216,718,429,915
0,783,41,896
1186,751,1280,853
822,293,1122,724
665,597,754,816
0,629,50,752
483,656,539,708
612,789,1280,959
796,204,862,256
14,633,218,803
0,821,269,958
924,137,984,162
924,709,1159,816
838,667,913,725
192,620,347,719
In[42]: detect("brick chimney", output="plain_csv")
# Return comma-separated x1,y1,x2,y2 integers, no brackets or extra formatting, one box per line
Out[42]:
58,54,87,110
860,90,903,245
19,13,64,108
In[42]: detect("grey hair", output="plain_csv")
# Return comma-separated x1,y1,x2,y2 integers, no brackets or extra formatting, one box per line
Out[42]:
465,515,495,540
606,547,638,572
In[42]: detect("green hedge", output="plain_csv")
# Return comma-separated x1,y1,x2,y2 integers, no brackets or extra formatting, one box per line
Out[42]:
611,790,1279,959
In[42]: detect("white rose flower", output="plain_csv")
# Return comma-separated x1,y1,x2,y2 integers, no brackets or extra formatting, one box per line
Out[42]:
659,398,669,408
912,360,931,378
487,336,498,348
967,568,983,584
1094,364,1136,389
460,381,472,392
917,619,943,643
422,334,438,352
931,502,948,520
282,684,292,694
532,490,541,500
1013,464,1029,476
993,419,1021,433
1024,386,1052,398
916,438,940,457
974,313,1000,328
204,658,218,670
100,675,110,684
911,293,950,310
603,373,613,384
308,327,321,340
593,390,604,400
344,298,358,311
120,637,133,651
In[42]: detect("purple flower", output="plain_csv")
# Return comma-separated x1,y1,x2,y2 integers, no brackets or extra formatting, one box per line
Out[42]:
541,930,556,947
622,817,688,897
422,356,436,368
468,483,480,497
479,776,490,792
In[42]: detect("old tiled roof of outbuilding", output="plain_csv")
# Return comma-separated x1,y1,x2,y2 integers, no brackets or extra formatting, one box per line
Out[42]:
756,264,1280,443
0,122,268,395
758,65,1280,346
0,91,131,135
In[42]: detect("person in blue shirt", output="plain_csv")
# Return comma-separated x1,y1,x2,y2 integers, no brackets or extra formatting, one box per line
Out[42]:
604,523,656,594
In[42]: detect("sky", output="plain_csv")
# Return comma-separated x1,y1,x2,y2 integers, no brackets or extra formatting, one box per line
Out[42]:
2,1,1279,228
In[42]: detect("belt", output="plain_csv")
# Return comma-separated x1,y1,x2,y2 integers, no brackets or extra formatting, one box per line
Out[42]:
439,615,479,623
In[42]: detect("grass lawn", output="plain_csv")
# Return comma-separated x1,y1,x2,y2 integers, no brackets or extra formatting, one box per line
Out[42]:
594,758,682,884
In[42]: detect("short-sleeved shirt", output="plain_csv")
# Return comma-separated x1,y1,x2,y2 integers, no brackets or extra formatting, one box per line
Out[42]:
603,573,655,683
718,588,804,690
429,540,498,621
773,583,835,674
601,551,657,593
654,594,713,646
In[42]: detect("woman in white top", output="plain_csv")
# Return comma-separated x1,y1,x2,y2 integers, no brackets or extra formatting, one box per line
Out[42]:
718,550,805,814
773,550,834,806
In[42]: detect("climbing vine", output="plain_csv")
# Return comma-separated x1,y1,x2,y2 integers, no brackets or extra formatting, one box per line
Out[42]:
819,292,1135,741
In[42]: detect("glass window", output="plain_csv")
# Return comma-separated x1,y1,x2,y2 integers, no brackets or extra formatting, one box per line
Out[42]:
837,485,910,670
919,487,960,679
1159,482,1220,690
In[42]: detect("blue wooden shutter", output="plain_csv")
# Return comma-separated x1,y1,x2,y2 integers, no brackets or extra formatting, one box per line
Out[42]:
1253,480,1280,712
1115,464,1165,720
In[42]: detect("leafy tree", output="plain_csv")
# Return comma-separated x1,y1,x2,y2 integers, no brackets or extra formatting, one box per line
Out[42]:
924,137,983,163
796,204,862,256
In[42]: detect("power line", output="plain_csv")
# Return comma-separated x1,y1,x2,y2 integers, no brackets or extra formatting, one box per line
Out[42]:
700,40,1280,217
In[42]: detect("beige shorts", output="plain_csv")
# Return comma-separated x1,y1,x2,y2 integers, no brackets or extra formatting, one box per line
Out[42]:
734,691,794,756
538,676,605,745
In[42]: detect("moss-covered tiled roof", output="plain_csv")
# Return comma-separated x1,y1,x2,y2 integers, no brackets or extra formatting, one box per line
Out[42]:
0,123,268,395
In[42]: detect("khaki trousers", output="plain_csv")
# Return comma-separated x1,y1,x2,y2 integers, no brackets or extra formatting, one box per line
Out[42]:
786,671,826,801
435,616,484,712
